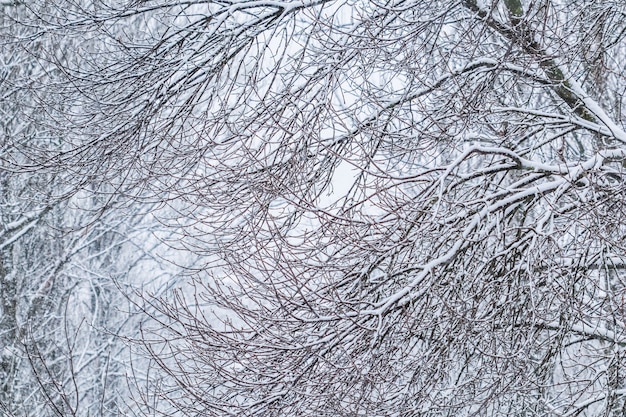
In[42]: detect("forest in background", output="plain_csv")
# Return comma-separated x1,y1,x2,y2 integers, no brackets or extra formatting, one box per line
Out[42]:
2,0,626,415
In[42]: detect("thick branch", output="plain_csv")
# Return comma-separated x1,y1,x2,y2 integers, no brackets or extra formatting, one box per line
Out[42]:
463,0,596,122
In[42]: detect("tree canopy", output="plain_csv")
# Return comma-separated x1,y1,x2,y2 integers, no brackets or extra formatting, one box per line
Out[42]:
3,0,626,416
